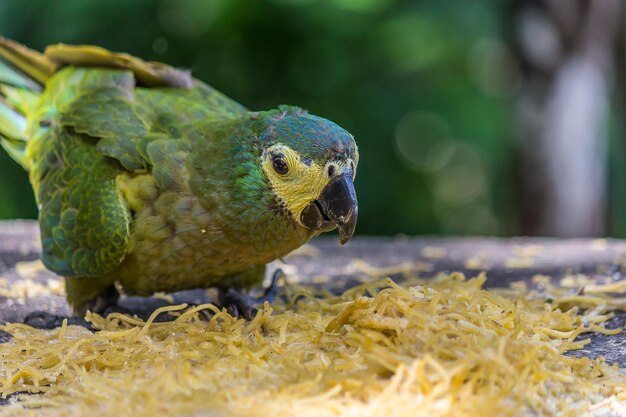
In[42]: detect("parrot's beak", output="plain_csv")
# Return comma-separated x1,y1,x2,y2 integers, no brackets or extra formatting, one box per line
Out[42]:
300,173,358,244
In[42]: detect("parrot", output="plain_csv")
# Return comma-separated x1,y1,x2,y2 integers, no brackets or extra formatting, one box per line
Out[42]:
0,38,358,320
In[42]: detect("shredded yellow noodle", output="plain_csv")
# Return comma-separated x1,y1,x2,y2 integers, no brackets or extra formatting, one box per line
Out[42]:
1,271,626,416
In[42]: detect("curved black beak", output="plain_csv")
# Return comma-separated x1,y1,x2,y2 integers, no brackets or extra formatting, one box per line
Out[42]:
300,174,358,244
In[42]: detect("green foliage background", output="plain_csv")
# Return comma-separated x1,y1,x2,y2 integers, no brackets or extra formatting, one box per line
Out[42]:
0,0,525,236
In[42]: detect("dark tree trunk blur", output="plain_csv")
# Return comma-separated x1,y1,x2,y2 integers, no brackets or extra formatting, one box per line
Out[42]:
514,0,622,237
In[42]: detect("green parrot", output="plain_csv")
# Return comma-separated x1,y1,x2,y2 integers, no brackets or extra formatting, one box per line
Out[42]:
0,38,358,318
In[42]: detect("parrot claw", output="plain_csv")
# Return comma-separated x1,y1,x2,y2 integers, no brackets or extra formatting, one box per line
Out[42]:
23,311,90,330
83,285,143,322
260,268,285,303
218,288,258,320
216,268,286,320
87,285,123,315
95,304,136,319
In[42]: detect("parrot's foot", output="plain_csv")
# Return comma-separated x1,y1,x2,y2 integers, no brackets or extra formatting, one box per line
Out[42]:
93,303,136,319
85,285,121,314
23,311,90,330
218,289,258,319
259,268,284,304
82,285,137,319
217,269,285,320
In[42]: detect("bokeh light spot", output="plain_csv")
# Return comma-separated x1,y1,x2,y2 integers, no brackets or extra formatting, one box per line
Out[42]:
395,111,455,172
467,38,520,97
266,0,319,6
331,0,391,13
434,162,486,206
158,0,221,39
152,37,168,55
379,15,451,74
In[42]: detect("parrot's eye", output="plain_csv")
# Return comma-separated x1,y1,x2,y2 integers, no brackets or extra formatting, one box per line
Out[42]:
327,165,336,177
272,155,289,175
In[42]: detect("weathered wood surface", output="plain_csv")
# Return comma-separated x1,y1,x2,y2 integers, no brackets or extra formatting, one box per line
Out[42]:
1,220,626,366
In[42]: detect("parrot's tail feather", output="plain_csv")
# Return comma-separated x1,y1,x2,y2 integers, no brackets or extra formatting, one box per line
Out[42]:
0,97,28,169
45,43,193,88
0,38,54,169
0,37,56,87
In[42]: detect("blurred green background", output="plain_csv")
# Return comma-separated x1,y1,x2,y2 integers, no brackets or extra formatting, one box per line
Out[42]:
1,0,624,237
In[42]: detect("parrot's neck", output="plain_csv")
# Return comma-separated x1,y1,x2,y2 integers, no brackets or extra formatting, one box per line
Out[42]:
188,116,315,260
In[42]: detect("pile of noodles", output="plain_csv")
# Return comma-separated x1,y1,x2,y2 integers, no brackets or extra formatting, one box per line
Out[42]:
1,267,626,416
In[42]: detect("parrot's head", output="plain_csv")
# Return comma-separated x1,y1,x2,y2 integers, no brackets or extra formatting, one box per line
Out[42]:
253,106,359,244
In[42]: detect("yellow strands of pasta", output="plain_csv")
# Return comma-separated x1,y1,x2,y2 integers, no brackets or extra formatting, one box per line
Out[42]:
1,271,625,417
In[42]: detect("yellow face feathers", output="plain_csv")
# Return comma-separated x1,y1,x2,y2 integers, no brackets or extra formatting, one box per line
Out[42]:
261,144,356,224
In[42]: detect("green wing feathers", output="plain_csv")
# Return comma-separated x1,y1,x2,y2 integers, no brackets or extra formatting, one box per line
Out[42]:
34,130,131,277
25,66,135,277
